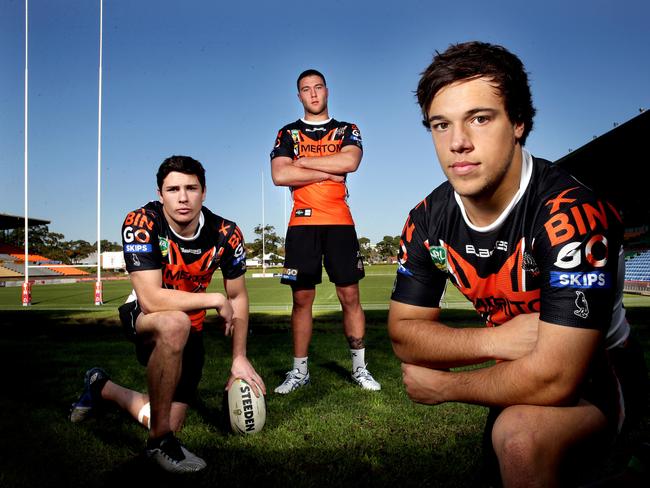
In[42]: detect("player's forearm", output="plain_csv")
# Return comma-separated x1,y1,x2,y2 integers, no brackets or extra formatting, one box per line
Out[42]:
295,151,360,174
137,288,224,315
389,315,494,368
229,293,249,359
271,164,333,187
435,356,576,407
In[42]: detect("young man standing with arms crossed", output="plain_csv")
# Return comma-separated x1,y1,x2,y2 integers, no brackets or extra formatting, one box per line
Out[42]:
389,42,645,486
70,155,266,473
270,69,380,393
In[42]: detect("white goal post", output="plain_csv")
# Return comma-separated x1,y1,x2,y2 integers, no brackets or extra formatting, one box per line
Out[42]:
21,0,105,306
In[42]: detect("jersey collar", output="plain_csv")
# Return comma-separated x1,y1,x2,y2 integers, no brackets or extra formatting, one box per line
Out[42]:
168,210,205,241
454,148,533,233
301,117,332,125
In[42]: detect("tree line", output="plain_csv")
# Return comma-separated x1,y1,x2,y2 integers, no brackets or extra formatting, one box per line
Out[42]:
1,224,402,265
1,225,121,264
247,225,400,264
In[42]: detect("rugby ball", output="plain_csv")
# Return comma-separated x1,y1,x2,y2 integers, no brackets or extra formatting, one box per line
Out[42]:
227,378,266,435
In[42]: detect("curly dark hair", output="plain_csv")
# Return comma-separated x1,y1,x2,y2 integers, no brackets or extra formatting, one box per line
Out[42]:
416,41,536,145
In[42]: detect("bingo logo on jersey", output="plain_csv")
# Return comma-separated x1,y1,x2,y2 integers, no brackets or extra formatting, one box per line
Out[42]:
543,189,621,248
123,226,151,244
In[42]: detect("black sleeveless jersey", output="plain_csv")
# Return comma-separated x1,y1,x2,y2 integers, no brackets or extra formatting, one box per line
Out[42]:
391,152,628,340
121,201,246,331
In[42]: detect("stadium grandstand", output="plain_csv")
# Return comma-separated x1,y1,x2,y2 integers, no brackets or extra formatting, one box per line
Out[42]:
555,109,650,295
0,213,89,282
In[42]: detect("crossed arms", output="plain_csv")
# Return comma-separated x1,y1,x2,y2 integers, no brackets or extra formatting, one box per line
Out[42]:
388,301,601,407
270,145,362,187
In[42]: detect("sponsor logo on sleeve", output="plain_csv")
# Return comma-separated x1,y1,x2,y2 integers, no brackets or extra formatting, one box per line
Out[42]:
553,235,608,270
554,241,582,269
123,226,151,244
232,242,246,266
549,271,611,289
131,254,141,267
124,243,152,253
228,227,243,249
123,210,155,231
219,222,231,236
232,243,246,266
544,191,612,248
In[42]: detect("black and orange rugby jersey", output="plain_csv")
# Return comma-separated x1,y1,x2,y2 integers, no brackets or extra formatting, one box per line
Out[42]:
270,118,362,226
392,150,629,346
122,201,246,332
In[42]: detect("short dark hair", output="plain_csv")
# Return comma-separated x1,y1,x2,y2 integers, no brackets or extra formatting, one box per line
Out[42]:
156,155,206,191
416,41,536,145
297,69,326,90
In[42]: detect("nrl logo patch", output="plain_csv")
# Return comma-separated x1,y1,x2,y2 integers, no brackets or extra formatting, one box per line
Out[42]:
429,246,447,272
159,236,169,258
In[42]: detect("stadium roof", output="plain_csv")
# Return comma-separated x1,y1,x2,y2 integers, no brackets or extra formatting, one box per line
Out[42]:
554,109,650,227
0,213,51,231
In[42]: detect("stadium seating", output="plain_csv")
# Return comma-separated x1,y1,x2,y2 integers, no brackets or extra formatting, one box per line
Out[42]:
0,243,89,277
1,261,61,277
0,265,22,278
50,266,89,276
625,249,650,282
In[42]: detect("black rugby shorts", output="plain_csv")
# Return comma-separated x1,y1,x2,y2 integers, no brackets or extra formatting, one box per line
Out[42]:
280,225,365,287
118,300,205,404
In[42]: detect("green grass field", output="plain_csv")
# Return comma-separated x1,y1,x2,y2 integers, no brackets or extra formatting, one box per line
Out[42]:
0,265,475,314
0,265,648,487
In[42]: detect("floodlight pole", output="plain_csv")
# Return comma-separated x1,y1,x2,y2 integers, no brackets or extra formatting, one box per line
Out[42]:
94,0,104,305
22,0,30,306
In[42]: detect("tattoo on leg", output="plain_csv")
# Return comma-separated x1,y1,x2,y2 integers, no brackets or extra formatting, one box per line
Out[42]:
347,336,365,349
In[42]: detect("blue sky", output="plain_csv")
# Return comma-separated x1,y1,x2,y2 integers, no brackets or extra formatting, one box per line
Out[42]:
1,0,649,246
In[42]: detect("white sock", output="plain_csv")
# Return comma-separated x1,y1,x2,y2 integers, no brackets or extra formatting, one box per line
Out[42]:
293,357,308,374
351,348,366,371
137,402,151,429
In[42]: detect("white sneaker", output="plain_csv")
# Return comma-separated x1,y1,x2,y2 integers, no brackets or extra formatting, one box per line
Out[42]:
145,433,207,473
351,365,381,391
274,368,310,394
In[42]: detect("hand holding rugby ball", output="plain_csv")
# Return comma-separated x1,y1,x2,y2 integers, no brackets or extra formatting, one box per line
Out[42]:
227,378,266,434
